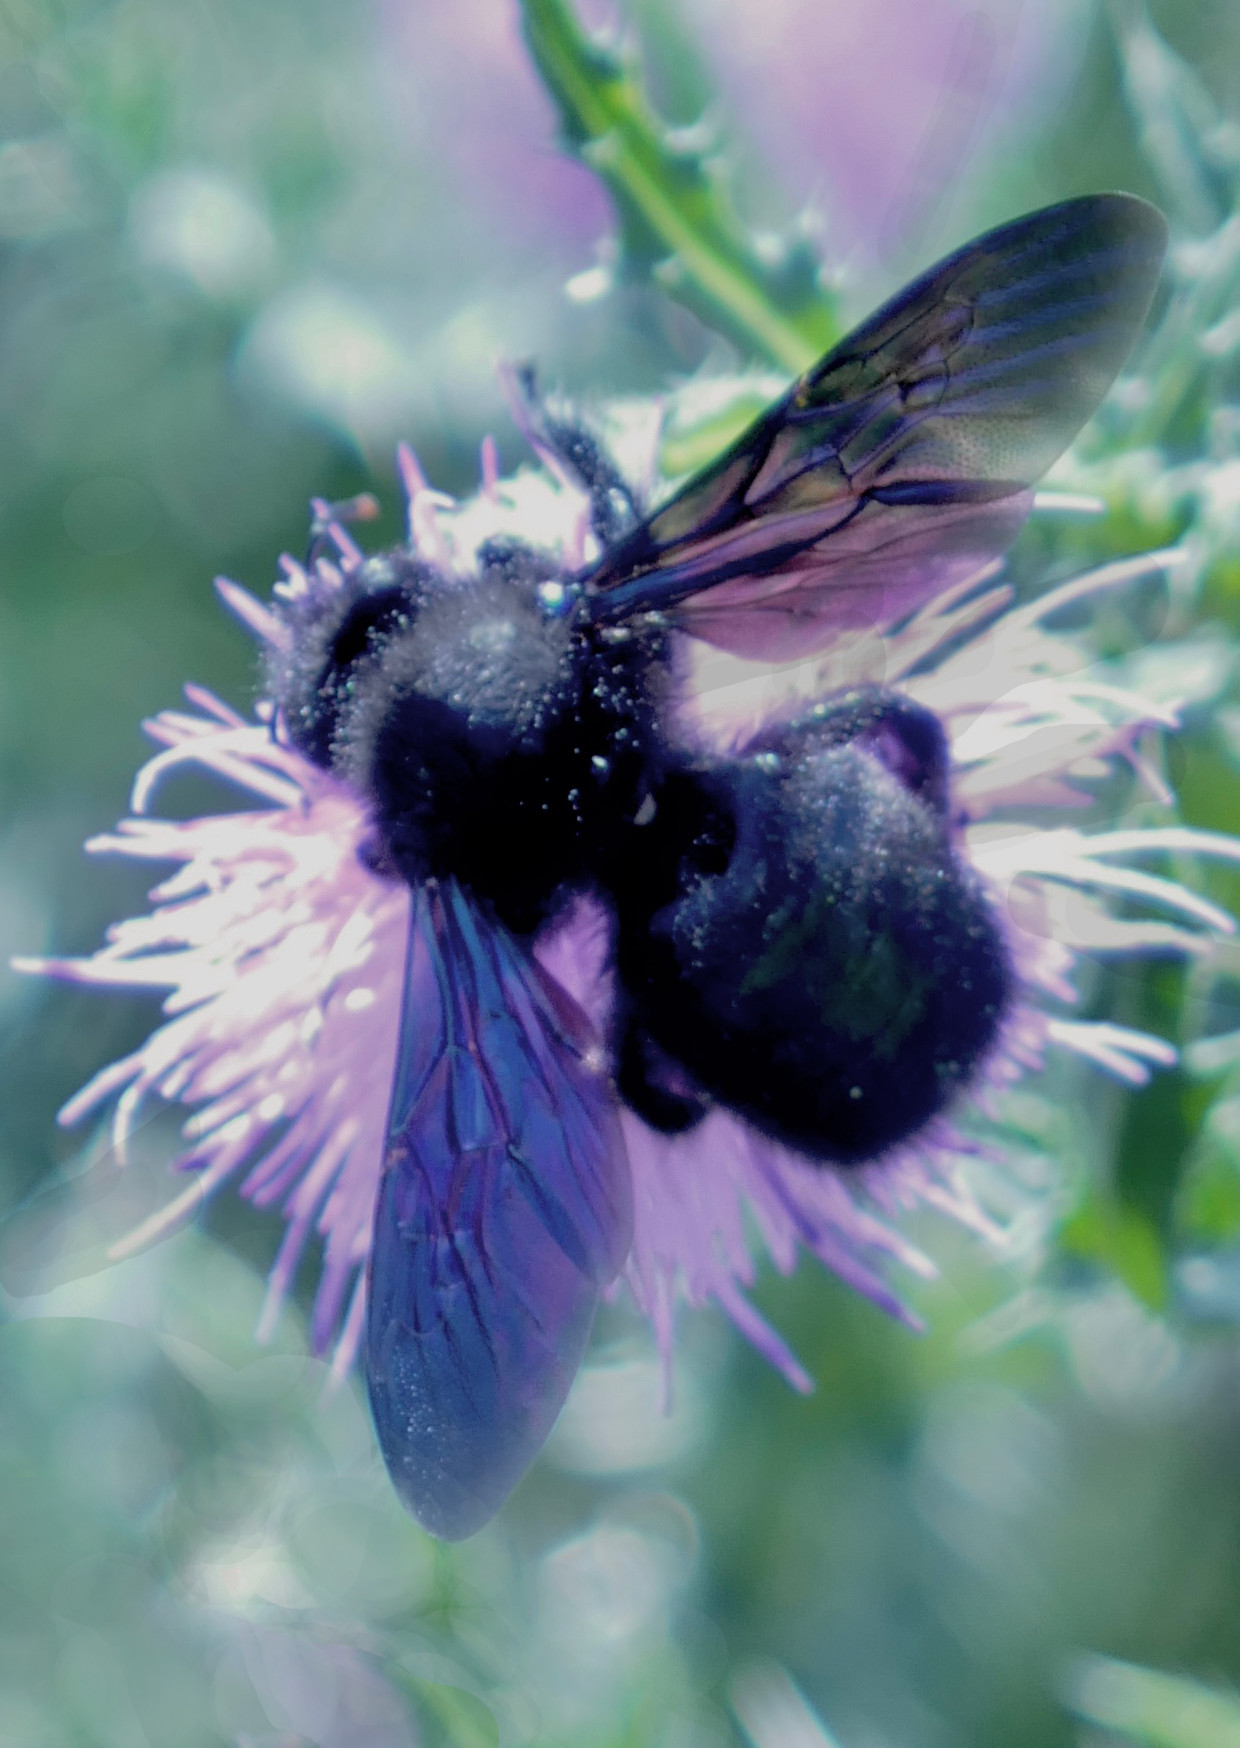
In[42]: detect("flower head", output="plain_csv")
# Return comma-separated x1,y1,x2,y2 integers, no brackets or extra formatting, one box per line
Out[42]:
22,392,1240,1510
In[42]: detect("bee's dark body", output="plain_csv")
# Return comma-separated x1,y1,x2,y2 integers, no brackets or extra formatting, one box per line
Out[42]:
262,194,1169,1538
274,513,1011,1164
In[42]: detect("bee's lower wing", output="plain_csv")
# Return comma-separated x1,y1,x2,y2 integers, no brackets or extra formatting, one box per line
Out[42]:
364,881,630,1540
664,489,1035,661
585,194,1167,661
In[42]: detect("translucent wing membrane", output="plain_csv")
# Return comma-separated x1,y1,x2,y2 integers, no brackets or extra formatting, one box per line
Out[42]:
585,194,1167,660
364,881,630,1539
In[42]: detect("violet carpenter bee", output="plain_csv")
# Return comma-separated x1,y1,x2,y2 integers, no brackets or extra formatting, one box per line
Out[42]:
266,194,1167,1537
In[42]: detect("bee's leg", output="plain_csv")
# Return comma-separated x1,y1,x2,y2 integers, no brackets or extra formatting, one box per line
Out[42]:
615,1014,712,1135
546,417,641,549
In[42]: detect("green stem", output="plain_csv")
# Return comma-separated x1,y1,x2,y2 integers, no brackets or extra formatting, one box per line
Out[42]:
519,0,838,372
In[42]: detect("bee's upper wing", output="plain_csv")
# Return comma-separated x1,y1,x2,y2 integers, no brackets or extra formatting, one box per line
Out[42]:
584,194,1167,661
364,881,630,1540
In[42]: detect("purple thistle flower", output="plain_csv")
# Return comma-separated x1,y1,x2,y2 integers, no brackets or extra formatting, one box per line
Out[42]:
22,408,1239,1426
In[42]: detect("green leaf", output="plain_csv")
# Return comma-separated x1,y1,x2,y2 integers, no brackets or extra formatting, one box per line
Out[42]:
1178,1150,1240,1242
397,1678,500,1748
1066,1652,1240,1748
655,373,785,477
1177,1090,1240,1241
518,0,839,370
1111,3,1240,233
1060,1196,1169,1310
1111,965,1197,1244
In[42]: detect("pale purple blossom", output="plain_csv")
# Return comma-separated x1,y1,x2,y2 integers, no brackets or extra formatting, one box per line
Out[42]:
21,400,1240,1397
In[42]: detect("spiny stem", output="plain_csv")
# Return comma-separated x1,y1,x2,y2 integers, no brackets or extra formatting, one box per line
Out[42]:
519,0,839,372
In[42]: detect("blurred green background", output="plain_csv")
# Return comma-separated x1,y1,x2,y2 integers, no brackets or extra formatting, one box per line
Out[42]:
3,0,1240,1743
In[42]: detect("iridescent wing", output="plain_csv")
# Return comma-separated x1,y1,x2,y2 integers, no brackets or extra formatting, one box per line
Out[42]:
584,194,1167,661
364,880,630,1539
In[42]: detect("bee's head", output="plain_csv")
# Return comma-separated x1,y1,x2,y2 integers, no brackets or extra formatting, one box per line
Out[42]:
270,531,588,770
268,549,435,769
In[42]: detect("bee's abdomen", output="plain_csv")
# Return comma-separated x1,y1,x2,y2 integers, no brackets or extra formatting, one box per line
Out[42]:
614,701,1012,1164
